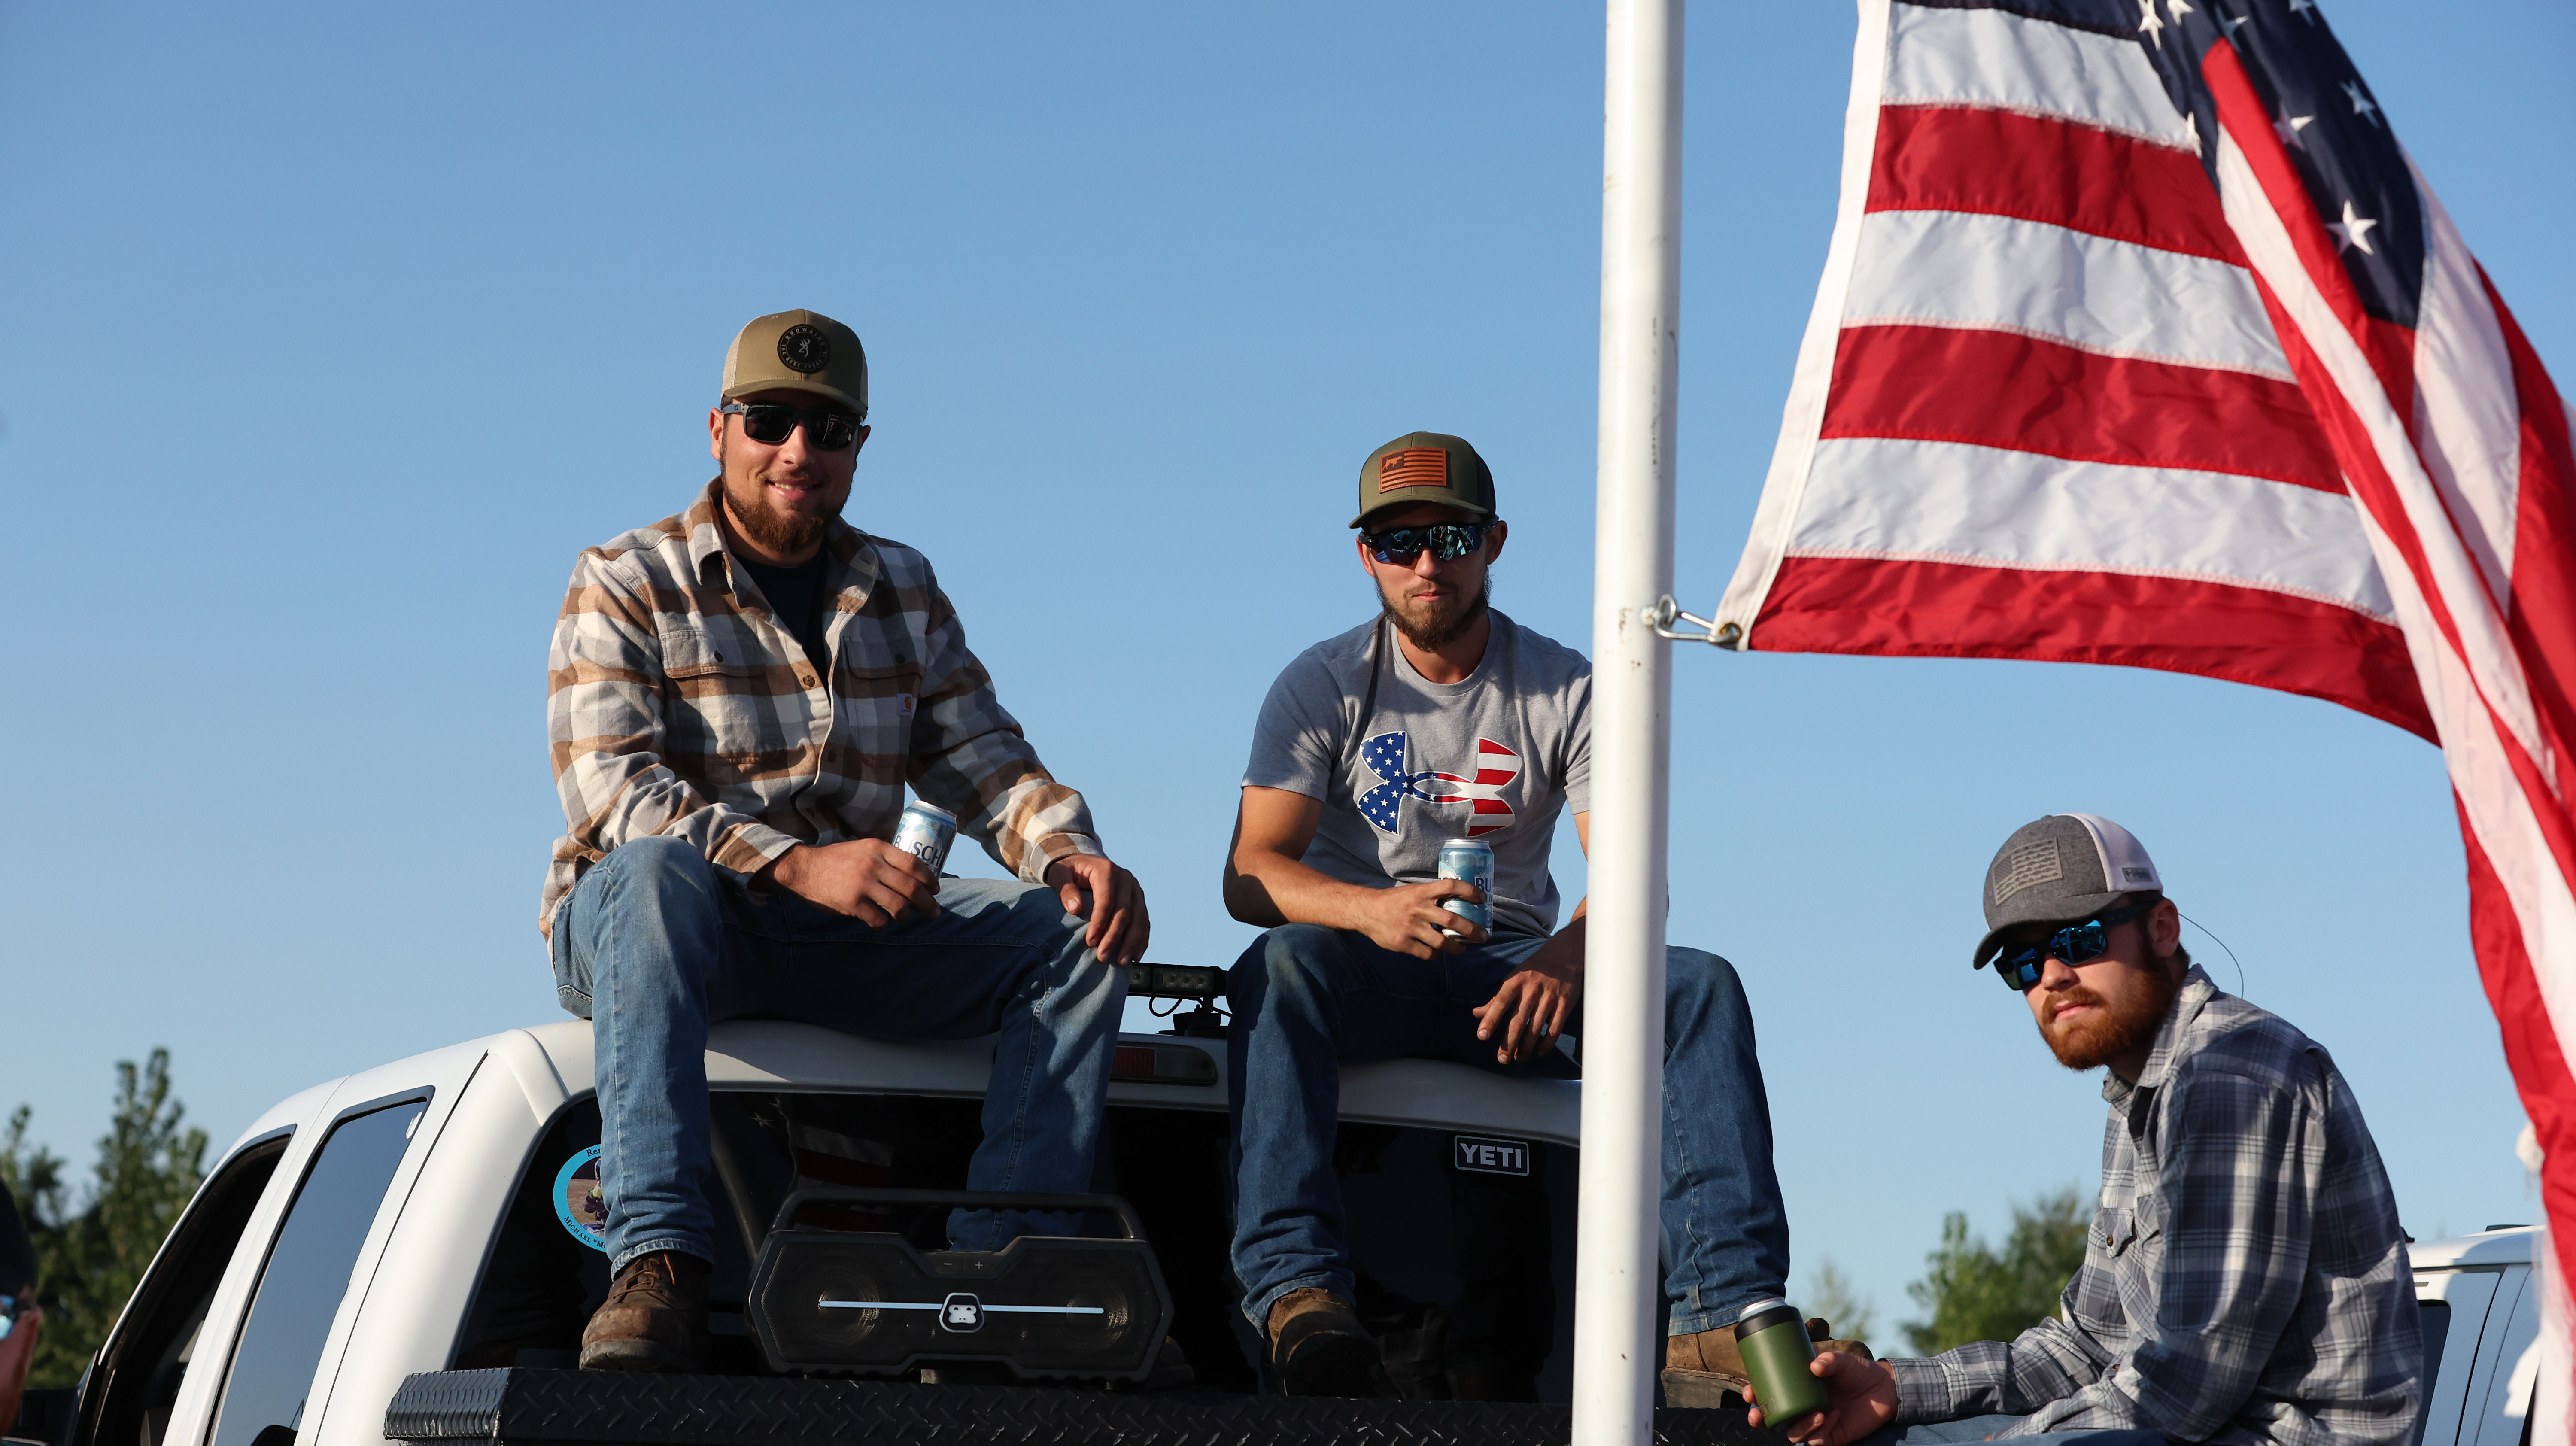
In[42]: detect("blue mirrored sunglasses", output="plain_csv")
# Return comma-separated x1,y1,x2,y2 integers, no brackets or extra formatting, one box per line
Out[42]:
1360,519,1493,564
1991,899,2157,991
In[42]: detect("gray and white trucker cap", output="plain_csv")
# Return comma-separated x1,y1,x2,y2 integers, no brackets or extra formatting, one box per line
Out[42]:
1972,814,2163,968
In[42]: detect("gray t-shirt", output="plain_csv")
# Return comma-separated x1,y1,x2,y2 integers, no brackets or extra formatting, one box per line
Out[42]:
1242,609,1591,937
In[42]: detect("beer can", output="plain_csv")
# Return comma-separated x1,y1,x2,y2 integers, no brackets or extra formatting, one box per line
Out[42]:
1438,837,1494,936
892,800,957,874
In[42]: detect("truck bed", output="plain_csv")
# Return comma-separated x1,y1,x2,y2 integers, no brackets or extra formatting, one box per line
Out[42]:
384,1368,1770,1446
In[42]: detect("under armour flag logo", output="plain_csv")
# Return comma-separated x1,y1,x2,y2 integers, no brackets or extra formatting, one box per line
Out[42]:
1379,448,1448,493
1356,731,1522,835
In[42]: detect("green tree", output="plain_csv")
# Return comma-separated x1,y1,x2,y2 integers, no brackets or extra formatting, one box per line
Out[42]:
1901,1186,2091,1355
2,1050,209,1388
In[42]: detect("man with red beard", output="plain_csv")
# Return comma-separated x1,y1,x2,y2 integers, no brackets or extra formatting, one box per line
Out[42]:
1751,814,2422,1446
1221,432,1814,1399
541,310,1151,1372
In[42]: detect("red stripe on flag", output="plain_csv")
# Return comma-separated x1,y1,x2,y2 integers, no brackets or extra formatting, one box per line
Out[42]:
1823,325,2342,492
1753,554,2433,737
2490,271,2576,791
2202,41,2417,414
1868,105,2242,264
2459,814,2576,1310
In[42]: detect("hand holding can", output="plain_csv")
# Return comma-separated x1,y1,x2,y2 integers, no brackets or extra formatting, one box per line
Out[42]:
1438,837,1494,937
892,800,957,876
1736,1298,1830,1430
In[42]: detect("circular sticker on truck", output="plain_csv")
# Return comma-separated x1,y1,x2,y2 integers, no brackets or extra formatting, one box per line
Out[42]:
553,1145,608,1252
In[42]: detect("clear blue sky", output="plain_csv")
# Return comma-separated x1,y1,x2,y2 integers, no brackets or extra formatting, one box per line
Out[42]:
4,1,2569,1334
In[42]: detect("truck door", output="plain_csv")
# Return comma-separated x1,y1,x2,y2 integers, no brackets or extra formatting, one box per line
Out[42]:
200,1099,428,1446
2466,1267,2540,1446
71,1134,292,1446
2414,1268,2500,1446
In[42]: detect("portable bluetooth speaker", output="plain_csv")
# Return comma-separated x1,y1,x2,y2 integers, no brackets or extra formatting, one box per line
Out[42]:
744,1188,1172,1382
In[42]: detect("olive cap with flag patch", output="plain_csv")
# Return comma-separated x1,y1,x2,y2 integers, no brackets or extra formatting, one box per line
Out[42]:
721,309,869,419
1352,431,1496,527
1971,813,2166,968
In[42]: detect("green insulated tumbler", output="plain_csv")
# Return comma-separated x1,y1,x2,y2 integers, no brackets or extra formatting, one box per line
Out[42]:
1735,1298,1829,1428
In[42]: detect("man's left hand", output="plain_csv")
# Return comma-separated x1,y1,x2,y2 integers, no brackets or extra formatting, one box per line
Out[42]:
1045,854,1150,965
1473,920,1584,1064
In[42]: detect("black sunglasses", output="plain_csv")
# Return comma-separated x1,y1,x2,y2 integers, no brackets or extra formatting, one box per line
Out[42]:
720,401,865,450
1360,519,1494,565
1990,899,2158,991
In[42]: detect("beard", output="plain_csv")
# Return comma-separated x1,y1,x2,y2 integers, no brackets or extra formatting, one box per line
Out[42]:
2037,961,2181,1071
720,444,837,557
1379,574,1492,651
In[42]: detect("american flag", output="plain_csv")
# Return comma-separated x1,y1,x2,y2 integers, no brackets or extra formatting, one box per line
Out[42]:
1379,447,1451,492
1714,0,2576,1424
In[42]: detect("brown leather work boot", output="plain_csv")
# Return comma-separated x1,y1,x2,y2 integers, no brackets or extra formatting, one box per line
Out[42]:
579,1251,710,1372
1266,1287,1389,1398
1662,1315,1872,1410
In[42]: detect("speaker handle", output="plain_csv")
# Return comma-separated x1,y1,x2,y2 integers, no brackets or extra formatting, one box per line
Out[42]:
766,1186,1150,1242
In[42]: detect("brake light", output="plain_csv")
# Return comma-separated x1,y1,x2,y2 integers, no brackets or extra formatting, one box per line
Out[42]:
1110,1043,1218,1085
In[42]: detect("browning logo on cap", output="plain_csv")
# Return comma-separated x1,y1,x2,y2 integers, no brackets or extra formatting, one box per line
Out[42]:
1379,448,1449,493
777,323,831,374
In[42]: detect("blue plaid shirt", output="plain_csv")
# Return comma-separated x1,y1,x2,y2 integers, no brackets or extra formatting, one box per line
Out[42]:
1889,966,2421,1446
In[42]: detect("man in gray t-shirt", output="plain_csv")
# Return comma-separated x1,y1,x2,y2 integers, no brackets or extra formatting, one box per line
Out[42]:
1222,431,1823,1402
1243,605,1589,938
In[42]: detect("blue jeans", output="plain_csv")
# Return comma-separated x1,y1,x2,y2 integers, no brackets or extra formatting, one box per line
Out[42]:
549,836,1126,1271
1226,923,1791,1336
1860,1415,2168,1446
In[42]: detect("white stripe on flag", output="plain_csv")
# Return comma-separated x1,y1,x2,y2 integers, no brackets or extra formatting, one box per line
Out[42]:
2211,127,2548,772
2410,154,2524,609
2345,497,2576,1112
1788,437,2397,616
1845,210,2294,380
1883,2,2193,149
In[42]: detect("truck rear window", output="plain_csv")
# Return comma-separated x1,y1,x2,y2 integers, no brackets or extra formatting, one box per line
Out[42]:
456,1091,1577,1400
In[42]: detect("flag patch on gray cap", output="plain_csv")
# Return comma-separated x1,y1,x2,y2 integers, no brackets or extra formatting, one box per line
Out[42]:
1991,838,2065,905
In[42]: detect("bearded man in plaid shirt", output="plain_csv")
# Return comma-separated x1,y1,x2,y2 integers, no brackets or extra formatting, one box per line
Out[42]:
541,310,1150,1374
1758,814,2422,1446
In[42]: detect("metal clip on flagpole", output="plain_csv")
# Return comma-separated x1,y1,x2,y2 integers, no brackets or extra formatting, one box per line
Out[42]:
1644,595,1739,647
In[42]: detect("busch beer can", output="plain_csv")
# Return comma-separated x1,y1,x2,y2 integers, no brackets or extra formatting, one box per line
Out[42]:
1438,837,1494,936
892,800,957,875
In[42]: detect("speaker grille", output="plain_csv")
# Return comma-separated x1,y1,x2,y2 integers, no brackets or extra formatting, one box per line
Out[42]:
749,1231,1169,1380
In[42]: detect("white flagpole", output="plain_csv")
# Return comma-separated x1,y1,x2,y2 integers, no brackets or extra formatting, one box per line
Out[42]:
1575,0,1683,1441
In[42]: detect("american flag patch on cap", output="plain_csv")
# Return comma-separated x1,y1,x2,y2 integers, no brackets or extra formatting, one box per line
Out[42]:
1379,447,1449,493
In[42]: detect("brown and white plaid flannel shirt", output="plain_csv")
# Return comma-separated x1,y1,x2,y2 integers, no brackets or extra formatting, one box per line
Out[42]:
540,481,1102,938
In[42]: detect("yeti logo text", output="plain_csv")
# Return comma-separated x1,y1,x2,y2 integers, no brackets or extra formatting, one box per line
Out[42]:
1453,1134,1531,1176
1357,735,1523,835
939,1293,984,1332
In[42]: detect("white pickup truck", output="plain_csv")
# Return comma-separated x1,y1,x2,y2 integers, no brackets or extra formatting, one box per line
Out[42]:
15,975,1611,1446
5,987,2526,1446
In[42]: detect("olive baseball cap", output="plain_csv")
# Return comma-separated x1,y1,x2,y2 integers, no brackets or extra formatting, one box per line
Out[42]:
1971,813,2165,968
721,309,869,419
1352,431,1497,528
